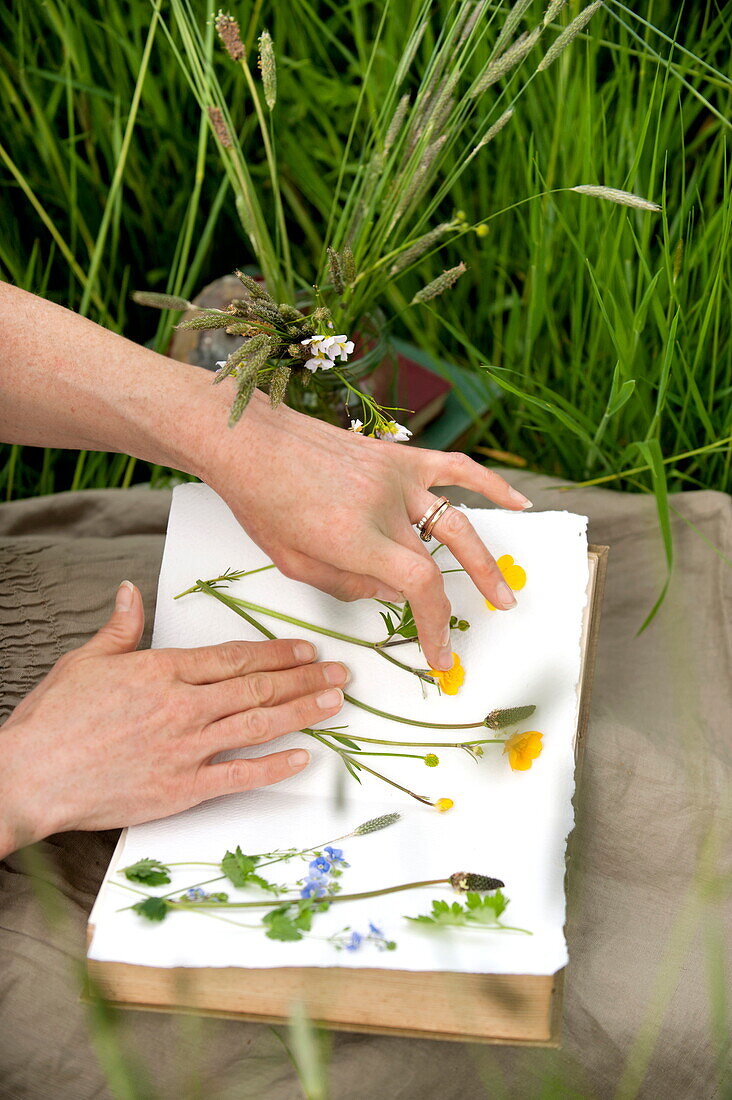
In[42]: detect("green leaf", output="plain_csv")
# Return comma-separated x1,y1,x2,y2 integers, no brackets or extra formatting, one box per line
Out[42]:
221,846,264,887
122,858,171,886
264,913,304,941
132,896,170,922
395,601,417,638
379,611,395,635
406,891,515,930
331,733,362,752
220,848,280,892
606,377,636,418
247,872,281,894
342,756,363,783
631,438,673,633
262,901,315,941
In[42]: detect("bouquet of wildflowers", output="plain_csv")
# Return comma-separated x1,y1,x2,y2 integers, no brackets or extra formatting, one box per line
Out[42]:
135,0,657,433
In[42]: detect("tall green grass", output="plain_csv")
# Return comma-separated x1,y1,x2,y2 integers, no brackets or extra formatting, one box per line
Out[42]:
1,0,729,506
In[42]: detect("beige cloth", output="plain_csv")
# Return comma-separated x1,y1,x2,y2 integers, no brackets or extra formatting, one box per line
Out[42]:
0,479,730,1099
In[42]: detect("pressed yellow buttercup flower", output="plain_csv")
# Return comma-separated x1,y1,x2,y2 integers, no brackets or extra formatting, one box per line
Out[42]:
485,554,527,610
429,652,465,695
435,797,454,812
504,731,543,771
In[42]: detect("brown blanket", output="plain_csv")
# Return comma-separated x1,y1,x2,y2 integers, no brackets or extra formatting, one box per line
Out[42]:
1,477,730,1099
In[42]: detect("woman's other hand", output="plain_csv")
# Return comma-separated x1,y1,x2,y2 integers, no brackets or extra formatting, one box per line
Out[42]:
0,582,348,857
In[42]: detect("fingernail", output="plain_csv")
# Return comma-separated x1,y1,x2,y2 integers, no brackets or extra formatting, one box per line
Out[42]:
288,749,310,769
294,642,316,662
317,688,343,709
508,487,532,509
324,663,350,685
495,581,517,609
116,580,134,612
436,648,453,671
440,625,451,647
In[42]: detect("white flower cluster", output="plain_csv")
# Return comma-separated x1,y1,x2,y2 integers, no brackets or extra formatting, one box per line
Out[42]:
348,417,412,442
376,420,412,442
301,333,355,372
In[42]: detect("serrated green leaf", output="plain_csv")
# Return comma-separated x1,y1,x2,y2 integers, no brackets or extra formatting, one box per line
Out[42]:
264,914,304,941
406,891,515,930
122,858,171,886
221,846,261,887
132,896,170,922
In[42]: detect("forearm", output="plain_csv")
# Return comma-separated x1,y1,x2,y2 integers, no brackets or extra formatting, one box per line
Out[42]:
0,282,258,479
0,720,47,859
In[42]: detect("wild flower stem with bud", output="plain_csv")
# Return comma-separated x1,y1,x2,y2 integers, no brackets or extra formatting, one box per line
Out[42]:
154,873,505,912
184,579,438,685
138,814,404,902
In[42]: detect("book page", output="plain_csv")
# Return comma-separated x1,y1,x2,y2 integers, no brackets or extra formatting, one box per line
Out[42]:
88,484,588,975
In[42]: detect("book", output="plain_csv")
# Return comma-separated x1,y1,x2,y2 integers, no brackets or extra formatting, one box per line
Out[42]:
86,488,608,1046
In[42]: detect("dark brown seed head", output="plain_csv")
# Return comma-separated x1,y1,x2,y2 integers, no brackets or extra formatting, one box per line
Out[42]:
449,872,504,893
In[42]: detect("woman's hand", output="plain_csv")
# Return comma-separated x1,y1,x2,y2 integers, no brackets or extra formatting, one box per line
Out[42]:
0,285,530,676
205,392,531,673
0,582,348,858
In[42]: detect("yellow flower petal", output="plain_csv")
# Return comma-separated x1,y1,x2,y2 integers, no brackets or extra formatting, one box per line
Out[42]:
485,553,527,608
503,563,526,591
435,797,454,813
428,653,465,695
503,731,543,772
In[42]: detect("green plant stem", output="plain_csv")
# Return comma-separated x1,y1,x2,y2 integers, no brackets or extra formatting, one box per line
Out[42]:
151,823,392,901
235,56,293,300
341,693,486,730
322,734,504,749
307,730,433,806
79,0,162,316
172,877,450,910
192,580,436,685
194,580,500,730
174,564,275,599
341,749,434,761
556,436,732,490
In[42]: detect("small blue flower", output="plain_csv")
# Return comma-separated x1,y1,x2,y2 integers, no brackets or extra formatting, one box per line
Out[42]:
309,856,331,874
368,922,384,938
344,931,362,952
323,846,349,868
300,881,327,899
183,887,208,901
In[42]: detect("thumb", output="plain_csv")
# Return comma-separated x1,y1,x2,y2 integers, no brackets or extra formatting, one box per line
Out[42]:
83,580,145,656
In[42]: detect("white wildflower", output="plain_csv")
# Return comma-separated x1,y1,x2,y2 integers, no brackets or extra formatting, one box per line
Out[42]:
348,419,364,433
329,335,355,362
304,355,333,373
376,420,412,442
301,334,336,357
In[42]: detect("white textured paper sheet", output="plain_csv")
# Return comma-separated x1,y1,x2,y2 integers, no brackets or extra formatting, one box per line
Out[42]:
88,483,588,975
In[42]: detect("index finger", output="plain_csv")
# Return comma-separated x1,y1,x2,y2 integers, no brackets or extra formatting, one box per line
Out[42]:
363,535,453,671
425,451,532,511
166,638,318,685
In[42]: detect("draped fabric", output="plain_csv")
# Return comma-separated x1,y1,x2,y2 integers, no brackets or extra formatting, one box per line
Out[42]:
1,480,729,1099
